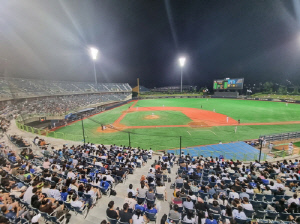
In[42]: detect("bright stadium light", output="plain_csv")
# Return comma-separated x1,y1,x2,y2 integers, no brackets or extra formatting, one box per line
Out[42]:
178,57,186,67
178,56,186,92
89,47,99,84
90,47,99,60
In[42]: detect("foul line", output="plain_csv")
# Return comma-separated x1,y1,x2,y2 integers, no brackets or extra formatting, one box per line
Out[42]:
210,130,217,136
187,131,191,136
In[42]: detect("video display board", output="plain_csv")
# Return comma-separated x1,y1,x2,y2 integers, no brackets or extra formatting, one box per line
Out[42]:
227,78,244,89
213,78,244,90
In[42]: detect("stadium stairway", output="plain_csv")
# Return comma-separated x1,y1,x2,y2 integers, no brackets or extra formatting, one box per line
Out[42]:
168,141,270,161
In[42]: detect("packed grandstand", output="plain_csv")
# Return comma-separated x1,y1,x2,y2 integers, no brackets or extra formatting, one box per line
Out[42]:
0,79,299,224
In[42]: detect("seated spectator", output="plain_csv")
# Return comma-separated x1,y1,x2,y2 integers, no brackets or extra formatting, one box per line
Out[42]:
124,192,137,210
208,201,221,215
183,196,194,210
135,199,146,213
205,214,217,224
239,188,249,199
70,194,85,211
100,176,110,190
221,205,233,224
49,183,61,200
145,203,158,221
287,193,299,206
242,197,253,210
132,209,144,224
156,182,167,201
106,201,119,220
262,186,272,195
127,184,136,196
232,206,247,220
137,182,148,199
60,187,68,201
228,188,239,200
183,210,196,224
119,203,133,224
287,202,299,214
146,187,155,201
169,204,181,221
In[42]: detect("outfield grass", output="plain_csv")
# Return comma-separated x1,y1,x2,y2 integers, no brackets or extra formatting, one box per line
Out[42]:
295,142,300,147
120,111,192,126
50,99,300,150
134,98,300,123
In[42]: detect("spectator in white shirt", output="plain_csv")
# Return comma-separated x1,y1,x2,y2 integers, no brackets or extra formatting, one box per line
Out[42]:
49,184,61,200
71,194,85,209
275,179,284,190
287,194,300,206
229,189,239,200
242,198,253,210
233,206,247,220
67,169,76,179
127,184,136,196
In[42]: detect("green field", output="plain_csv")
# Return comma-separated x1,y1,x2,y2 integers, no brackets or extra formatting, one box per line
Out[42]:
120,111,192,126
49,98,300,150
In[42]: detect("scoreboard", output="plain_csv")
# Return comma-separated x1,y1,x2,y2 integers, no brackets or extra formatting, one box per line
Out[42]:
213,78,244,90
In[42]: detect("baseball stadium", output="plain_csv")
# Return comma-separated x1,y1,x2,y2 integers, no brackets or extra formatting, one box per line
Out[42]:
42,97,300,158
2,1,300,224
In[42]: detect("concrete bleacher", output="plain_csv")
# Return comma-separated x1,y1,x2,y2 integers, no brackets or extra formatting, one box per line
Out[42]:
168,141,270,161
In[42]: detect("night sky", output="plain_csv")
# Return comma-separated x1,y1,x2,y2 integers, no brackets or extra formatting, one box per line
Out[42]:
1,0,300,89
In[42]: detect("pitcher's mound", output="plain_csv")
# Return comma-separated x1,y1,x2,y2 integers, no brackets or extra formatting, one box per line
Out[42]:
145,115,160,120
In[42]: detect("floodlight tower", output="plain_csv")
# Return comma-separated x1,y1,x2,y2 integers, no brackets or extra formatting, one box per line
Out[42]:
89,47,99,84
178,57,186,93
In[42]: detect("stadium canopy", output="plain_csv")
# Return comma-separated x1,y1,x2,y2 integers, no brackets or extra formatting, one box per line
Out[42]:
76,108,95,114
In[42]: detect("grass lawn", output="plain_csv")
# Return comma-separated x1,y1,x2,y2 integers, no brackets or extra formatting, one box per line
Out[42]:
49,99,300,150
294,142,300,147
134,98,300,123
120,111,192,126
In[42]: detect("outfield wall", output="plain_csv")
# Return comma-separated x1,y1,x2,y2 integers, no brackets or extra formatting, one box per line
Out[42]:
135,95,300,104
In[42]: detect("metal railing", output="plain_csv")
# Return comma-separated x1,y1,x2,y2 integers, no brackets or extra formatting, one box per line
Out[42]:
260,132,300,142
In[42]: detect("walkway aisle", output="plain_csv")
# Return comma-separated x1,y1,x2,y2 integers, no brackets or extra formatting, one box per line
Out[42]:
84,155,179,223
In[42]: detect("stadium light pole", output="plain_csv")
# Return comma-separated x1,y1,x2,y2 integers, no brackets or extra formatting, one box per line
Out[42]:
178,57,186,92
89,47,99,84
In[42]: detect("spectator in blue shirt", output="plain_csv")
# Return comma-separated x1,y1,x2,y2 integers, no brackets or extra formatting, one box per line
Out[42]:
134,199,145,213
80,175,88,183
1,205,18,220
145,203,157,214
100,176,110,190
61,187,68,201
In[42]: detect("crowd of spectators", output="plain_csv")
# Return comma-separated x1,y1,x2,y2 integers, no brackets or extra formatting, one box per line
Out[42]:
162,154,300,224
0,77,131,99
0,134,155,223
